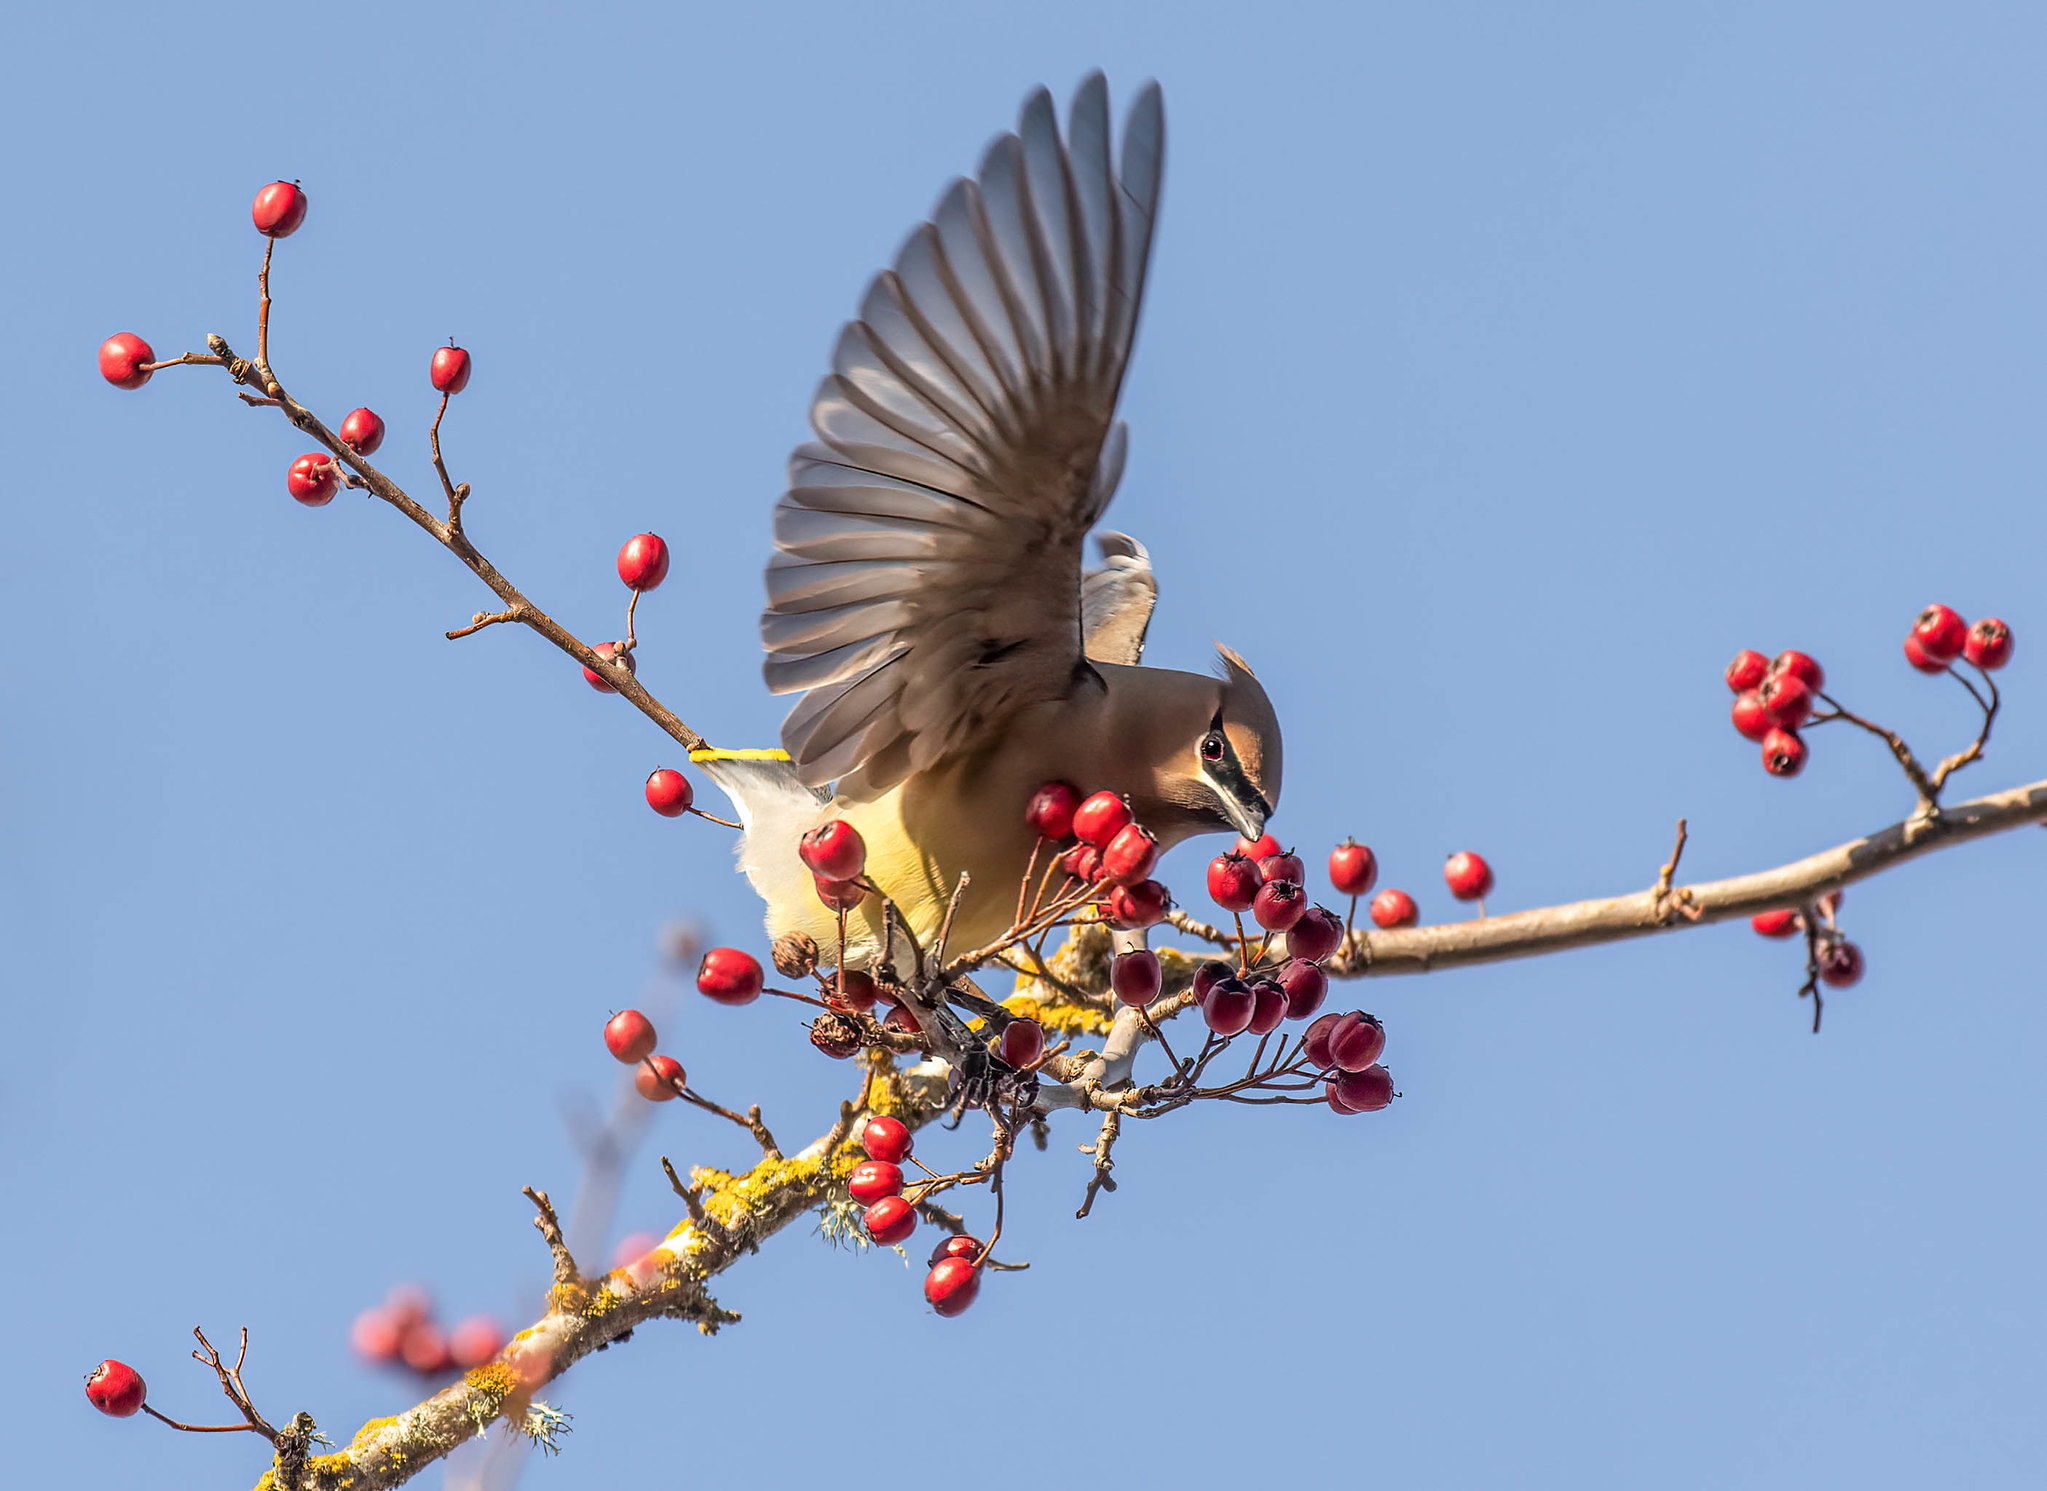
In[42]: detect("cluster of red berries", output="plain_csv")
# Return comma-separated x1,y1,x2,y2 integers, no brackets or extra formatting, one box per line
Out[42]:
846,1116,985,1316
603,1007,692,1099
797,818,872,912
1025,782,1169,920
1902,603,2012,674
1750,890,1863,988
1724,648,1825,778
349,1286,505,1376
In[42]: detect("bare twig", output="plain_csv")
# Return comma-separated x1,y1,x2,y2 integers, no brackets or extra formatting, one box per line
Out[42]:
522,1188,580,1291
1076,1110,1122,1218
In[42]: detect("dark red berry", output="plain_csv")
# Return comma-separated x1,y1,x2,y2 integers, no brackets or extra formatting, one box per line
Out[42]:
1965,618,2013,670
1756,672,1812,730
1327,1011,1387,1072
799,819,867,881
604,1009,657,1063
1902,633,1947,674
1201,975,1256,1037
1251,878,1306,932
1025,781,1082,840
1304,1012,1342,1068
1751,909,1801,937
861,1115,912,1163
1332,1064,1395,1113
1207,851,1262,912
930,1234,981,1267
1731,689,1772,741
1328,839,1377,897
1072,791,1132,847
616,532,670,591
999,1017,1044,1068
848,1160,903,1206
1111,948,1162,1006
286,452,338,506
1287,905,1344,963
635,1054,684,1101
1235,832,1281,862
1724,650,1770,693
1762,727,1806,778
85,1360,146,1417
864,1195,917,1245
338,407,386,454
1819,940,1864,988
1191,960,1233,1000
430,344,471,394
583,640,635,692
1443,851,1493,902
1369,888,1418,929
813,874,868,912
1108,879,1170,929
251,180,307,237
1278,958,1328,1020
1257,849,1305,884
449,1317,505,1370
925,1257,981,1317
827,968,879,1014
644,768,692,817
1246,978,1288,1035
1101,823,1160,884
1771,650,1825,692
1061,844,1103,882
882,1004,922,1037
696,947,763,1005
1912,603,1968,662
98,332,154,389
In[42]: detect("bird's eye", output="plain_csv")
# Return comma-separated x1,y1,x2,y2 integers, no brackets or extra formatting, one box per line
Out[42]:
1201,732,1226,762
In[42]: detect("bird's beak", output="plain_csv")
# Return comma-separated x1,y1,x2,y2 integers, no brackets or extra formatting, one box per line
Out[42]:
1213,779,1270,842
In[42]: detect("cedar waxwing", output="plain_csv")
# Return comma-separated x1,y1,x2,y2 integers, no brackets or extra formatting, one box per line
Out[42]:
697,75,1283,960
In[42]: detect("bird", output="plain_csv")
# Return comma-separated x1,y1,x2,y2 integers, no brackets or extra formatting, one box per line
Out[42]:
695,74,1283,965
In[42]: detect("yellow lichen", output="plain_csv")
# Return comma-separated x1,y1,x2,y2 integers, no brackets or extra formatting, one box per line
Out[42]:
1004,991,1113,1036
465,1363,519,1399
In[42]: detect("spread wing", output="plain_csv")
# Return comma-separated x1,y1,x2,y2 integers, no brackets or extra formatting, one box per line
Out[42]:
762,73,1165,791
1081,530,1157,666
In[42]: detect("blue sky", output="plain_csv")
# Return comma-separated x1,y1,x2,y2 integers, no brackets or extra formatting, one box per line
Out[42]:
5,3,2044,1487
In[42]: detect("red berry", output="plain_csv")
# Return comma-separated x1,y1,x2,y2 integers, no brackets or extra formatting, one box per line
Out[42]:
1724,649,1769,693
338,407,385,454
1369,888,1418,929
861,1115,912,1163
635,1054,685,1100
1443,851,1493,902
350,1307,403,1362
930,1234,982,1267
1101,823,1160,884
1328,839,1378,897
1251,878,1306,932
1111,948,1162,1006
848,1160,904,1206
1201,975,1256,1036
1107,879,1170,929
925,1257,982,1317
813,874,868,912
251,180,308,237
799,819,867,881
583,640,635,692
1257,850,1305,884
1912,603,1968,662
1025,781,1082,840
1072,791,1132,847
1192,960,1233,1000
85,1360,146,1417
449,1317,505,1369
287,452,339,506
644,768,693,817
827,968,880,1014
1965,618,2013,671
882,1003,922,1037
1332,1064,1395,1113
98,332,154,389
1279,959,1328,1020
1206,851,1262,912
1762,726,1806,778
1061,844,1103,882
1755,672,1812,730
999,1017,1044,1068
430,343,472,394
400,1322,452,1374
1246,978,1288,1035
1731,689,1773,741
1771,650,1825,692
863,1195,917,1245
616,532,670,591
604,1009,657,1063
1235,832,1282,862
1819,940,1864,988
696,947,764,1006
1902,633,1947,674
1287,905,1345,963
1304,1012,1342,1068
1327,1010,1387,1072
1750,909,1801,938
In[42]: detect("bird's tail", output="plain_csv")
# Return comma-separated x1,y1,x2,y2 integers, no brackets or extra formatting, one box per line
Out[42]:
690,748,828,912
